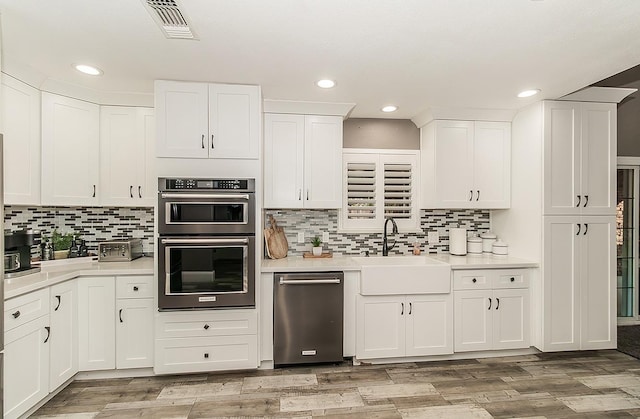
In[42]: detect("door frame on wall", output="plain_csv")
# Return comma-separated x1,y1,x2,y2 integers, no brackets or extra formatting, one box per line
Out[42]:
618,157,640,325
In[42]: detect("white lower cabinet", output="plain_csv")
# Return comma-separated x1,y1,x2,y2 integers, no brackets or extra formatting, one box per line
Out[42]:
78,276,116,371
4,314,50,419
49,280,79,391
453,269,530,352
155,309,258,374
356,294,453,360
116,298,154,369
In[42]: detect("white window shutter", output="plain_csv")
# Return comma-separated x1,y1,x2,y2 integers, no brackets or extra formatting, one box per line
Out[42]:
383,162,413,219
346,162,376,219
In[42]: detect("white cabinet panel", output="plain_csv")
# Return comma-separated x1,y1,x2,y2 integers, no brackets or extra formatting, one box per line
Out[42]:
405,295,453,356
1,76,41,205
543,102,615,216
100,107,155,206
116,299,154,369
155,81,208,158
542,216,615,351
493,288,530,350
454,290,493,352
155,80,260,159
78,276,116,371
264,113,342,208
421,119,510,209
49,280,78,391
41,92,100,206
4,315,49,419
356,295,405,359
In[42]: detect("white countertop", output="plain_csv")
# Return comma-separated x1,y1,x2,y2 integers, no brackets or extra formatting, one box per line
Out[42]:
4,257,154,300
262,253,538,272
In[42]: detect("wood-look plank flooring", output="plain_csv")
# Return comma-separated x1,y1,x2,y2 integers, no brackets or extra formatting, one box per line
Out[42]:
32,350,640,418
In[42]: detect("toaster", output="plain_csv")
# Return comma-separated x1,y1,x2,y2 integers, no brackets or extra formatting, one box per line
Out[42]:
98,238,143,262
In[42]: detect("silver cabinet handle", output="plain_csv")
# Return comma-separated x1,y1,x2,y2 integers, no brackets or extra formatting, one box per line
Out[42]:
161,237,248,245
279,279,341,285
161,193,250,200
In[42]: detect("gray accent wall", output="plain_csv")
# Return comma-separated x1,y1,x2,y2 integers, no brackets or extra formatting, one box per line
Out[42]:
616,84,640,157
344,118,419,149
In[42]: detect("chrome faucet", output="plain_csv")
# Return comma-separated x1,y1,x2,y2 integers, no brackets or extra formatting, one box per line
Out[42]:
382,217,398,256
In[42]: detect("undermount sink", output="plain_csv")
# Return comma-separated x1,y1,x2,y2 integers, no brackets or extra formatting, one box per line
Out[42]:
353,256,451,295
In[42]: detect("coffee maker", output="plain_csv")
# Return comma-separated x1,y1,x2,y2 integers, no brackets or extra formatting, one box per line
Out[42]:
4,230,41,278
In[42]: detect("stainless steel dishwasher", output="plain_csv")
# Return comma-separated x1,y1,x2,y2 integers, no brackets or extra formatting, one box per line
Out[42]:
273,271,344,366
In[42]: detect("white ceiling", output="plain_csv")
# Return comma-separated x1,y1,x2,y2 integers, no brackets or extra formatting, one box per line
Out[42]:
1,0,640,119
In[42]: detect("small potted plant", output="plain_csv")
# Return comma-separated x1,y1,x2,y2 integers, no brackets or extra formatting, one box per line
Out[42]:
311,236,323,256
51,229,74,260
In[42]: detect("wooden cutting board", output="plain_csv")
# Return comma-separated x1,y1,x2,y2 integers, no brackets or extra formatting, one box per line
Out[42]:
264,215,288,259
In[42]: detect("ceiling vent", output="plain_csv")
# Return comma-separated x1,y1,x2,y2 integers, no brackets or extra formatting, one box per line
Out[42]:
143,0,197,40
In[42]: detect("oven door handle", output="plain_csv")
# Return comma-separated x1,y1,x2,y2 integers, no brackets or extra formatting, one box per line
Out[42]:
161,238,249,245
160,193,250,200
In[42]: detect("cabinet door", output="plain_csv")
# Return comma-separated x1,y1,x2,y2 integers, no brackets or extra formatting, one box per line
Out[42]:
116,298,154,369
155,80,208,158
580,216,616,349
100,107,155,206
432,120,475,208
304,115,343,208
405,294,453,356
356,295,405,359
208,84,260,159
49,280,78,391
543,101,581,215
473,121,511,208
1,76,41,205
453,290,492,352
78,277,116,371
492,288,529,350
41,92,100,205
580,103,616,216
4,316,49,419
263,114,304,208
542,216,580,351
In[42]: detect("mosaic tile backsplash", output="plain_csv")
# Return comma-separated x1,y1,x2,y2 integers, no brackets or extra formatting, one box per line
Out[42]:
4,206,154,254
265,209,490,256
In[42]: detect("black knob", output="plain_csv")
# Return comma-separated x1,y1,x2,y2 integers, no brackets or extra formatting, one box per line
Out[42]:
472,278,477,283
510,277,515,282
204,353,209,359
133,286,139,291
204,324,210,330
12,310,20,319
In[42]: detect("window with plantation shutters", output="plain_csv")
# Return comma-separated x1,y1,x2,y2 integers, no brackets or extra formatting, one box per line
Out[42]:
340,150,419,232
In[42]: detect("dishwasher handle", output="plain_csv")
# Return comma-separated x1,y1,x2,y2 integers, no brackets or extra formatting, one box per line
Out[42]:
279,278,341,285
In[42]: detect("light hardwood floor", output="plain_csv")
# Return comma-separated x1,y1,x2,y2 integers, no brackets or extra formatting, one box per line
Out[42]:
32,350,640,418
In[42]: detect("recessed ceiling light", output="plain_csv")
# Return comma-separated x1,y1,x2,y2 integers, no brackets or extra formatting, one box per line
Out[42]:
381,105,398,113
316,79,335,89
74,64,103,76
517,89,541,98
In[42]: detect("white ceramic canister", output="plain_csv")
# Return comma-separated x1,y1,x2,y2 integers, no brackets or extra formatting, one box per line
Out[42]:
467,236,483,254
492,240,508,255
480,231,497,253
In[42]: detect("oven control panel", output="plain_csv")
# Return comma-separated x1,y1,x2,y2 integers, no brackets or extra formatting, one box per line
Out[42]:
161,178,254,192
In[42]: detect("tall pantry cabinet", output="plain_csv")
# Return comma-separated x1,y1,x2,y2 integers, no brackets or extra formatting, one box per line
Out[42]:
492,100,616,352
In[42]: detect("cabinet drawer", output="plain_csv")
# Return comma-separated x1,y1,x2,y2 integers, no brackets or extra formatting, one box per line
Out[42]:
116,275,154,299
493,270,529,289
154,335,258,374
156,310,258,339
453,271,491,290
4,288,50,331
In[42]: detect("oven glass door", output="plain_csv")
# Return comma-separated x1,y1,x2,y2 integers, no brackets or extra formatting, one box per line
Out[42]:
159,237,255,309
166,201,248,224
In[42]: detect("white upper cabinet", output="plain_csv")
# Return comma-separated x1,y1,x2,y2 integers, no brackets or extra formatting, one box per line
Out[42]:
543,101,616,216
1,76,41,205
100,106,155,206
421,120,511,209
264,113,342,208
155,80,260,159
41,93,100,206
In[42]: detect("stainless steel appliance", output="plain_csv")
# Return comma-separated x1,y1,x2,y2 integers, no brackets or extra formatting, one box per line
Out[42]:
4,230,41,279
157,178,256,310
98,238,143,262
273,272,344,366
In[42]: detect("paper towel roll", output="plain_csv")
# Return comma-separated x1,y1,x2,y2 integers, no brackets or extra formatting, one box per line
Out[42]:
449,228,467,255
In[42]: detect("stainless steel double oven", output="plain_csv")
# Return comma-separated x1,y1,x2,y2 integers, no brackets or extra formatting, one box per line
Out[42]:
158,178,256,310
